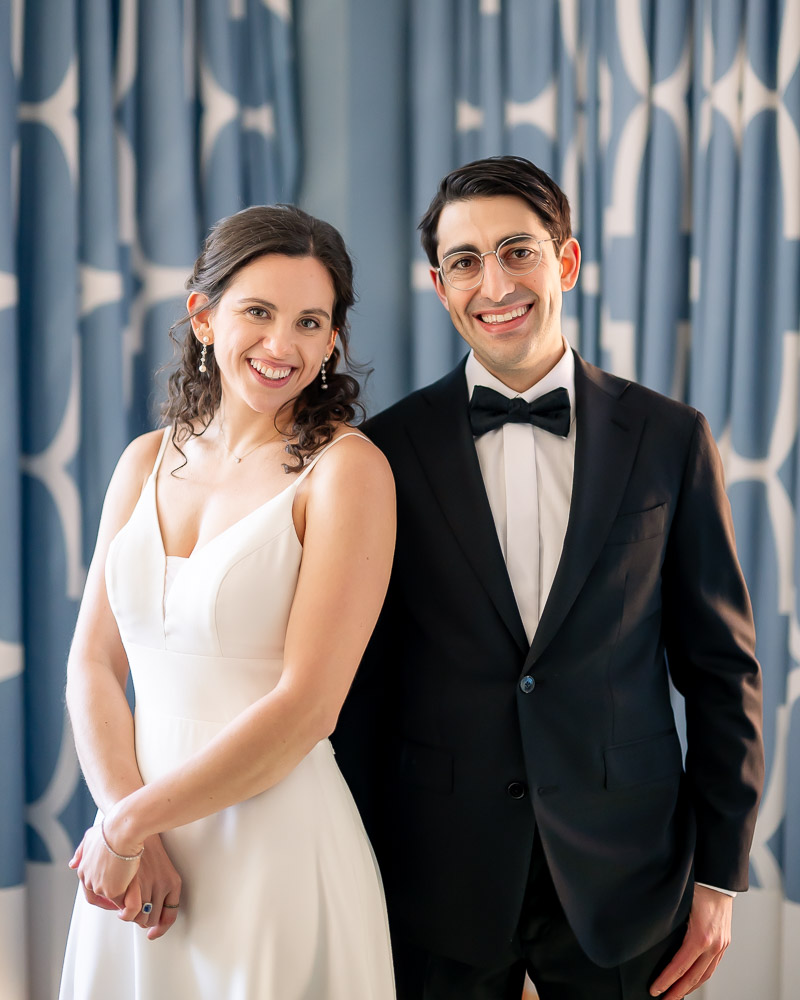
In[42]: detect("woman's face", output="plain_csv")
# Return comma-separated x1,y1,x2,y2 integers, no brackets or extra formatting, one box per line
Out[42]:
190,253,338,416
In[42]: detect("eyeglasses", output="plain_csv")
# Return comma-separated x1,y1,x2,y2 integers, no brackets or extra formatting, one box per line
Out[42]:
437,236,558,290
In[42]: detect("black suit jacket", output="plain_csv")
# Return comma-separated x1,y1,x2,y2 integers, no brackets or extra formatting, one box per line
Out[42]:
333,352,764,969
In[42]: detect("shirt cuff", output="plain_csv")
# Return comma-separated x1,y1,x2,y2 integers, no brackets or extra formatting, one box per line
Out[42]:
696,881,737,898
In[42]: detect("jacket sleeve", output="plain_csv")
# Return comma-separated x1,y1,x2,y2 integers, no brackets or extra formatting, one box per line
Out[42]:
662,411,764,891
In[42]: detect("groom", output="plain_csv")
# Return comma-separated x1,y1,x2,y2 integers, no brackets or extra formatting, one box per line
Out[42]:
334,156,763,999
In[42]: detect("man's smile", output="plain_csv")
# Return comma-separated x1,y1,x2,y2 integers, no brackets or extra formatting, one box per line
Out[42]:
474,303,533,325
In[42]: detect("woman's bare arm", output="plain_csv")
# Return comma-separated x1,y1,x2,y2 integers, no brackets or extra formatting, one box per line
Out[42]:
67,430,182,936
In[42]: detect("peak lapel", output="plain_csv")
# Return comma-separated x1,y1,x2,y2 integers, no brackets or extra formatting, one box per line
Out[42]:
529,357,645,663
405,363,529,654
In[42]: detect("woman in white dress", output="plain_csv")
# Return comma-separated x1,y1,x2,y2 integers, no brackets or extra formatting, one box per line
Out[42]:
59,205,396,999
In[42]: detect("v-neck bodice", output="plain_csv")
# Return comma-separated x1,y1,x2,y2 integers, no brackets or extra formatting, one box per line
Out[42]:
105,428,363,659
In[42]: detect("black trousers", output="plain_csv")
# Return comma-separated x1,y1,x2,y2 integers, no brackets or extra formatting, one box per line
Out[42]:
392,832,686,1000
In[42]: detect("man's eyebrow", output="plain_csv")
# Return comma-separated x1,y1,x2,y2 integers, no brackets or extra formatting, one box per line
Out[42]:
237,297,331,320
439,233,534,258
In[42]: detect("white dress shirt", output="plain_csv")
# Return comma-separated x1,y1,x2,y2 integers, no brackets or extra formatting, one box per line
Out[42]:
465,344,735,898
466,343,576,640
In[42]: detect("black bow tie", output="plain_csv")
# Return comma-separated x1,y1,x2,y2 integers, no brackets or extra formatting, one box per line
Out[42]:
468,385,571,437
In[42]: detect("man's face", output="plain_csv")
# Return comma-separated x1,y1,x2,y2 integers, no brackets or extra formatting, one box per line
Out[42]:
431,195,580,392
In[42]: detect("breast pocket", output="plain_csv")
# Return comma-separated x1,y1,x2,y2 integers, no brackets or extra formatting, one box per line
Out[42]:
605,502,667,546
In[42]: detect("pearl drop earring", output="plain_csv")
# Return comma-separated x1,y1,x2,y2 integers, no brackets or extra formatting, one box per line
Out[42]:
320,356,329,390
199,336,209,374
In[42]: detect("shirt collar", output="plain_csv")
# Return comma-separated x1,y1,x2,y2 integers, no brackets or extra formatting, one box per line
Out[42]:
465,340,576,422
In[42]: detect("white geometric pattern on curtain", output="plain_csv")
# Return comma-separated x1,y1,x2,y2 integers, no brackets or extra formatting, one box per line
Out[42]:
0,1,299,996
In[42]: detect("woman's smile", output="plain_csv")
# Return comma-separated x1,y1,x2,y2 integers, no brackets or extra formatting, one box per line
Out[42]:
247,357,295,387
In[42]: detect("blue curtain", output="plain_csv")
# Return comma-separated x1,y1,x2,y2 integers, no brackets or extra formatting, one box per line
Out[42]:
408,1,800,996
0,1,299,995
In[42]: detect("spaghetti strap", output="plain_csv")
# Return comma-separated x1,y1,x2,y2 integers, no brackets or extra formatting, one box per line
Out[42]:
150,426,172,478
293,432,369,486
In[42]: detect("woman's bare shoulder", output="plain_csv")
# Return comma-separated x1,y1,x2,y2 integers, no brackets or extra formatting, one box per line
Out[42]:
331,426,391,467
117,428,166,481
83,429,168,554
309,427,394,497
103,429,167,512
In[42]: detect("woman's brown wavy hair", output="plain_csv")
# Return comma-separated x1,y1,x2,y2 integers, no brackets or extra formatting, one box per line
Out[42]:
162,204,362,472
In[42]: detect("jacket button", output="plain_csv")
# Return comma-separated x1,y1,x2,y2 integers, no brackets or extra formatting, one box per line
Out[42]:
519,675,536,694
506,781,527,799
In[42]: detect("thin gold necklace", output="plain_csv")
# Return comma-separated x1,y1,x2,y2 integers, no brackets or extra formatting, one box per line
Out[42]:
218,411,281,464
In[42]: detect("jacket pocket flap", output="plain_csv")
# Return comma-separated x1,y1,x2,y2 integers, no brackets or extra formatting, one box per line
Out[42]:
604,729,683,790
606,502,667,545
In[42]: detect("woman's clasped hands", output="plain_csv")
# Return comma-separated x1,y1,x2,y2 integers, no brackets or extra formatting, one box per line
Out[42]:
70,812,182,940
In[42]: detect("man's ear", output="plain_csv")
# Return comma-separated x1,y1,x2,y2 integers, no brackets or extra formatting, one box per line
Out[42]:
559,238,581,292
430,267,451,313
187,292,213,343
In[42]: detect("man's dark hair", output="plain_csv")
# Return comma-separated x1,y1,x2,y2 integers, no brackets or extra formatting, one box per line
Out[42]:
418,155,572,267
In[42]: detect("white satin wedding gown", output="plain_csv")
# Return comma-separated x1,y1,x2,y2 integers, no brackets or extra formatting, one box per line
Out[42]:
59,429,395,1000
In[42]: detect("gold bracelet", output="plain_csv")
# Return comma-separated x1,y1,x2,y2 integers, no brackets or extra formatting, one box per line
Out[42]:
100,818,144,862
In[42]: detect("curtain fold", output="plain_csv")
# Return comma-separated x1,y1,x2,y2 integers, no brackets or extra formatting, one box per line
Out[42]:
0,1,299,995
408,2,800,997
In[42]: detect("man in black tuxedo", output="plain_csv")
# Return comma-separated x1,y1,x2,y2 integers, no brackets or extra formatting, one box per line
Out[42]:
333,156,763,1000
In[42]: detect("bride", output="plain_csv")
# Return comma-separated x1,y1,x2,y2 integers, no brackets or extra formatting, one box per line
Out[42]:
59,205,396,999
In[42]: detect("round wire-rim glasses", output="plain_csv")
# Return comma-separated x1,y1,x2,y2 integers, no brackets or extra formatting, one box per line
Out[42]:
437,236,558,290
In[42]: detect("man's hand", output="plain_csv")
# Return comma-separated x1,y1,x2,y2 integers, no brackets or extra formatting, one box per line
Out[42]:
650,884,732,998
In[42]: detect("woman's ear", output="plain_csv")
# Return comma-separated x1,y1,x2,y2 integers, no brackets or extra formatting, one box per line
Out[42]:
187,292,213,343
326,329,338,358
